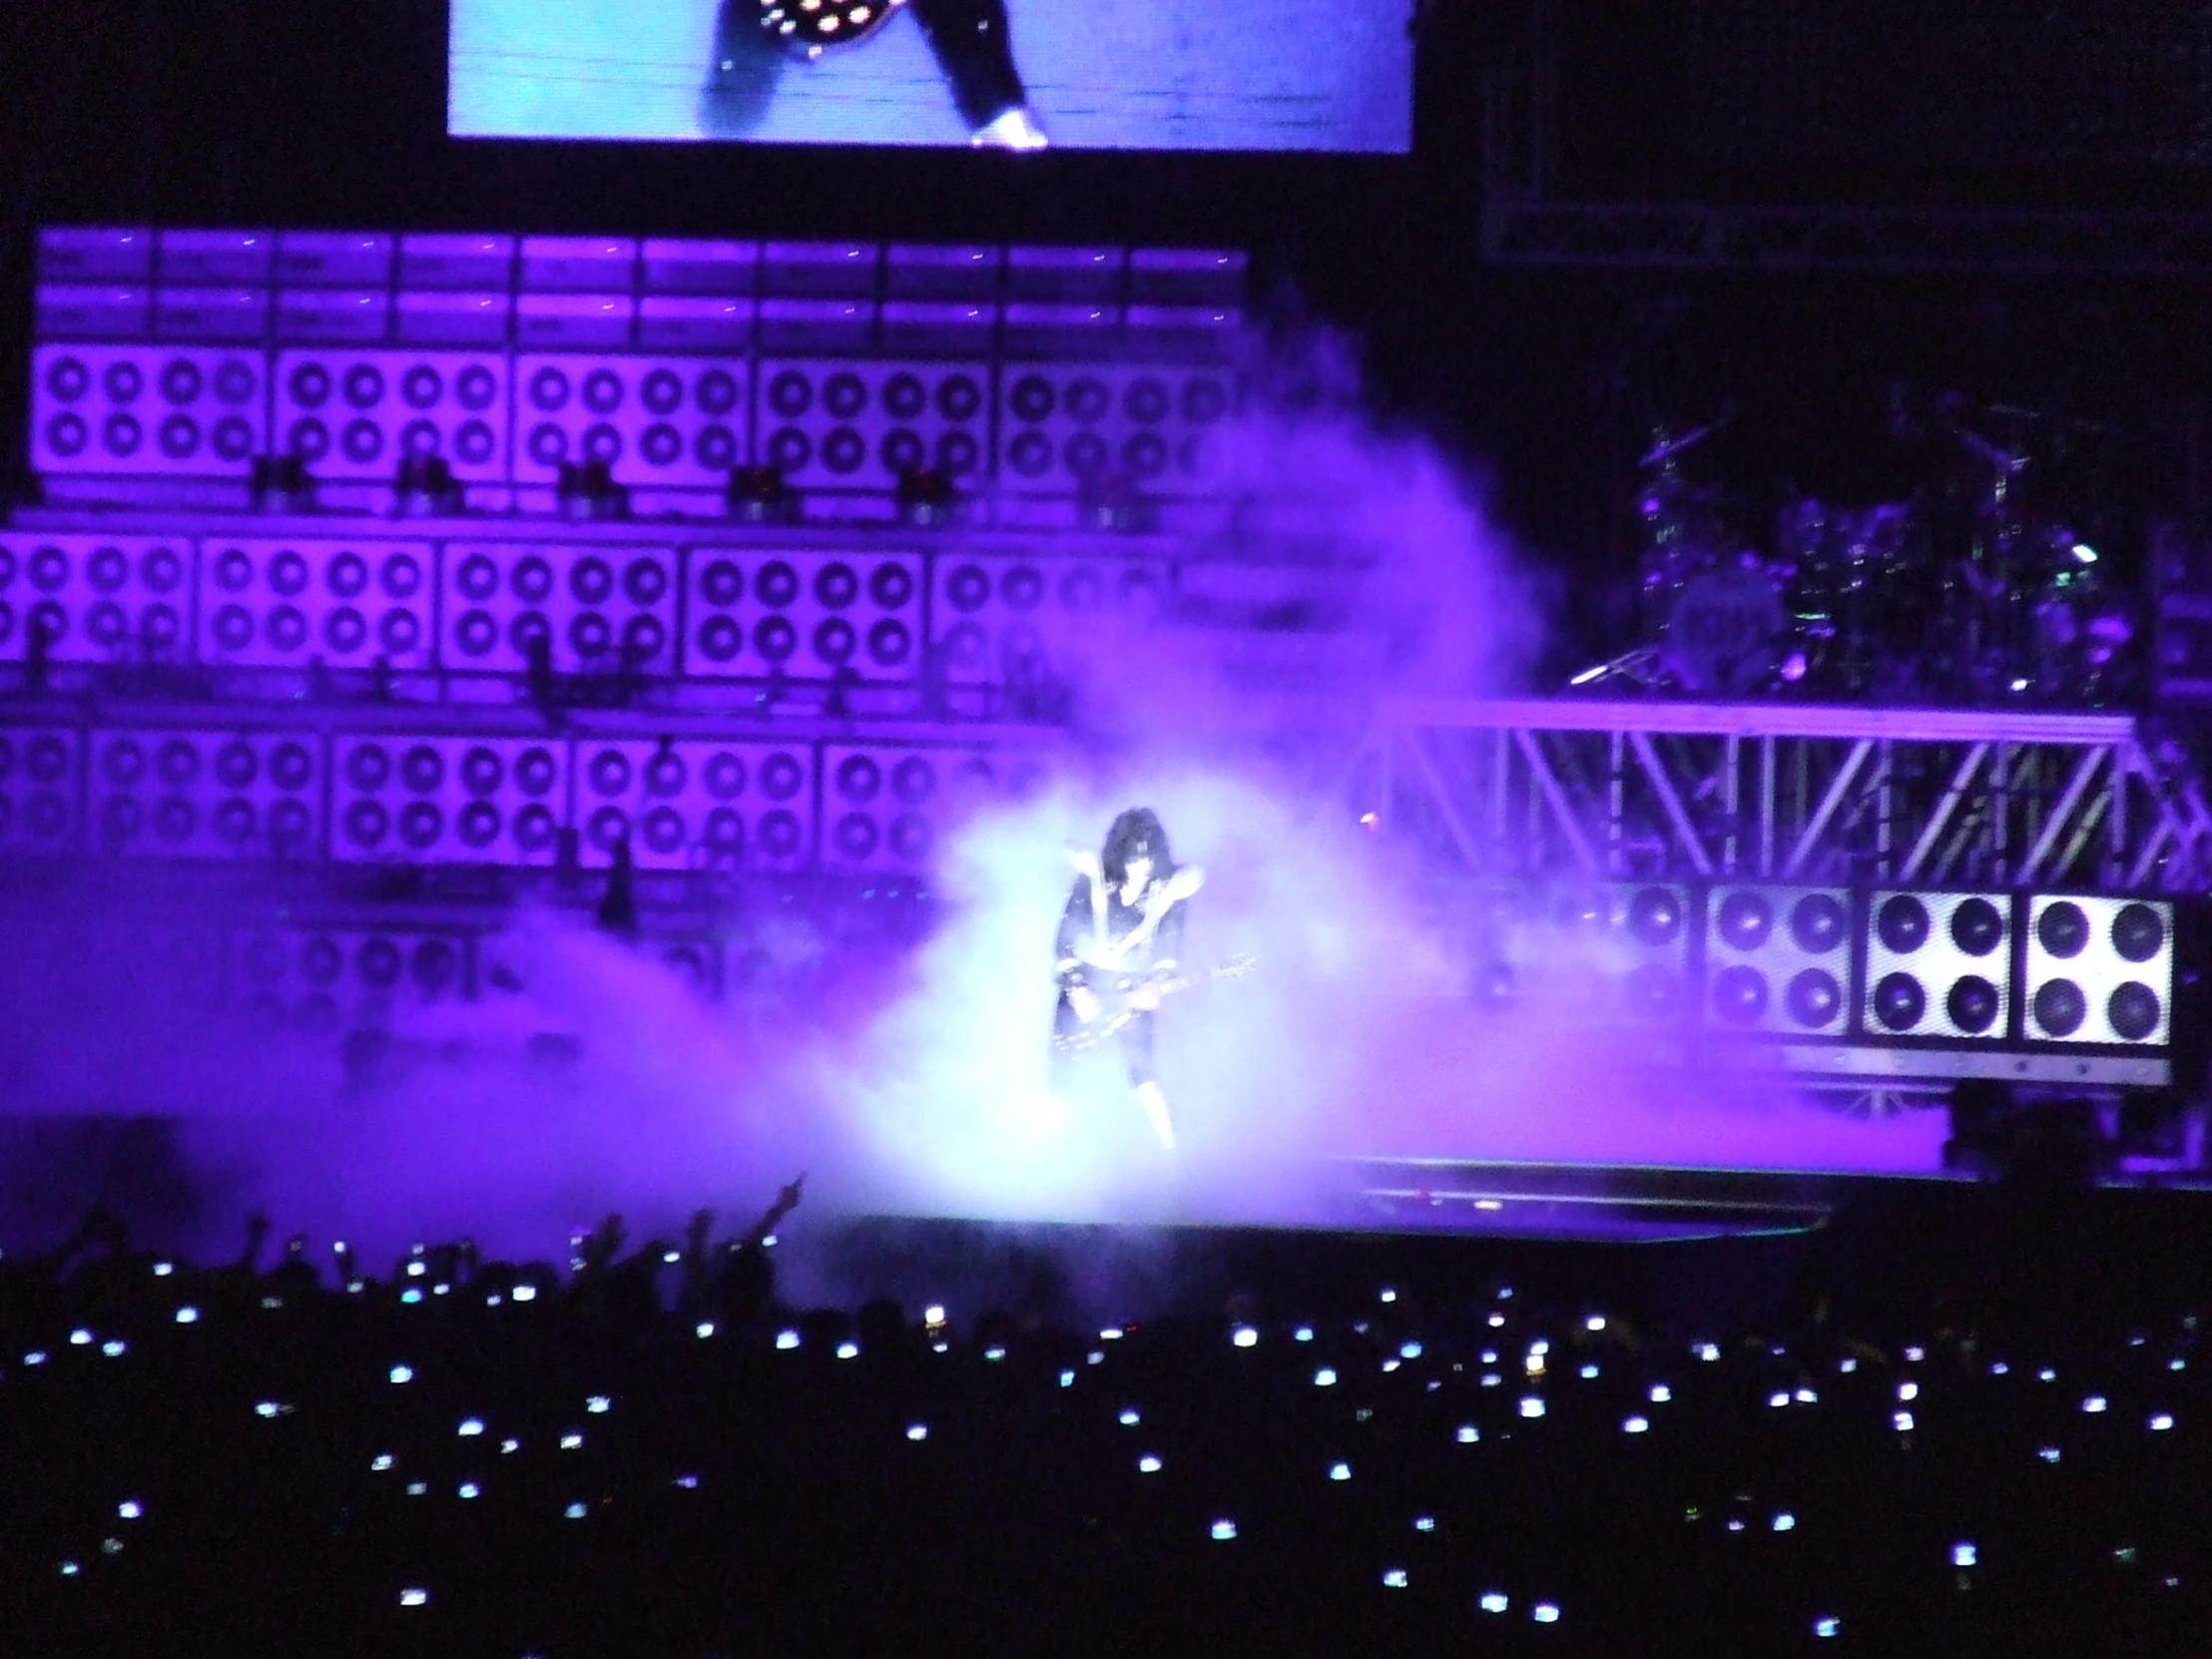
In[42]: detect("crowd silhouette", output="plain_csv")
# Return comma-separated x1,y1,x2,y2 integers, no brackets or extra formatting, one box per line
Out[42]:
1,1180,2207,1657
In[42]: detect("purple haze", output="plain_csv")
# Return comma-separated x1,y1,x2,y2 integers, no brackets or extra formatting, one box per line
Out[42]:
0,349,1949,1269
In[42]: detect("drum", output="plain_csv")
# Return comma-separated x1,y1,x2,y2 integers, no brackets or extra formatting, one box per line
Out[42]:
1794,503,1914,605
2026,545,2138,702
1638,482,1730,636
1663,557,1787,695
1780,501,1925,696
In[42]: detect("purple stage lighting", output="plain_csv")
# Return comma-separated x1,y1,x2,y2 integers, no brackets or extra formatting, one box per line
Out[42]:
515,353,751,493
816,742,1026,873
330,734,567,867
756,357,990,499
197,536,436,672
568,737,816,872
232,925,472,1031
33,343,265,478
2022,895,2173,1046
0,531,192,667
686,549,924,685
90,728,322,859
1703,885,1851,1037
441,541,679,678
929,551,1170,695
1862,890,2012,1040
995,361,1235,498
0,729,83,851
273,348,508,485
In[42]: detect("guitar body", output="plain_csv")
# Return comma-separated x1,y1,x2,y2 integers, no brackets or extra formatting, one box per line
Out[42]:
1055,955,1256,1057
755,0,905,56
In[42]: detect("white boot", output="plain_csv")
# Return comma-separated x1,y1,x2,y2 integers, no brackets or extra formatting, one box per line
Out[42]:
971,106,1049,151
1135,1081,1176,1152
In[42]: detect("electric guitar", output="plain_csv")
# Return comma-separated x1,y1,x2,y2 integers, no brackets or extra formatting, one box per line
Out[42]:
755,0,905,55
1055,953,1258,1056
1066,861,1206,975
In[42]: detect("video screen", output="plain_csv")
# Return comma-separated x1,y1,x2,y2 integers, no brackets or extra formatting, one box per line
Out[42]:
450,0,1416,152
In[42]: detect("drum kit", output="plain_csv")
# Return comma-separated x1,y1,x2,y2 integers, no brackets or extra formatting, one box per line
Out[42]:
1570,403,2142,706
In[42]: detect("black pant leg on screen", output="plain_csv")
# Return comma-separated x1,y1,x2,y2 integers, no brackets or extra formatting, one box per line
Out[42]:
701,0,788,138
1118,1011,1158,1090
907,0,1028,129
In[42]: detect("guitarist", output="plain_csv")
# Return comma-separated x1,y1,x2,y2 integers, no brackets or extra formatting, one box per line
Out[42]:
1054,808,1200,1151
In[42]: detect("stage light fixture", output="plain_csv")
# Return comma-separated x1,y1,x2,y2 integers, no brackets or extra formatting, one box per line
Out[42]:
514,353,749,494
441,541,679,679
757,357,990,501
569,737,814,872
89,728,321,859
894,464,959,527
726,465,797,524
1860,889,2012,1041
1702,884,1851,1037
556,460,629,522
273,348,507,487
0,531,191,668
198,537,435,673
2021,894,2173,1048
1075,469,1160,533
32,343,264,478
249,454,315,513
330,734,567,866
394,455,463,518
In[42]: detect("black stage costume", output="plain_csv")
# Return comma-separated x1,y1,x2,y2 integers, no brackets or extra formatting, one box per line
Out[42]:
711,0,1035,143
909,0,1029,133
1053,809,1189,1089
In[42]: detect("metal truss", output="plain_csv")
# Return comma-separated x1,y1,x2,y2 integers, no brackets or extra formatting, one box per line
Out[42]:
1358,698,2212,895
1479,193,2212,276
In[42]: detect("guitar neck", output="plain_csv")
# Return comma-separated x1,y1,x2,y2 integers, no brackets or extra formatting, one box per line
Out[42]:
1117,958,1245,1000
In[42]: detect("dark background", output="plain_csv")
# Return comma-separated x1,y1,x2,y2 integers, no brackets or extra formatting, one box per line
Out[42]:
7,0,2212,664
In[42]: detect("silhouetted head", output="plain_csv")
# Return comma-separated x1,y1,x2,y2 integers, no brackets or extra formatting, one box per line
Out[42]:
1101,808,1174,894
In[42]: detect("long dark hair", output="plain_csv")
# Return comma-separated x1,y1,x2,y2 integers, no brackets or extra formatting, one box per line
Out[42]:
1100,808,1174,890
